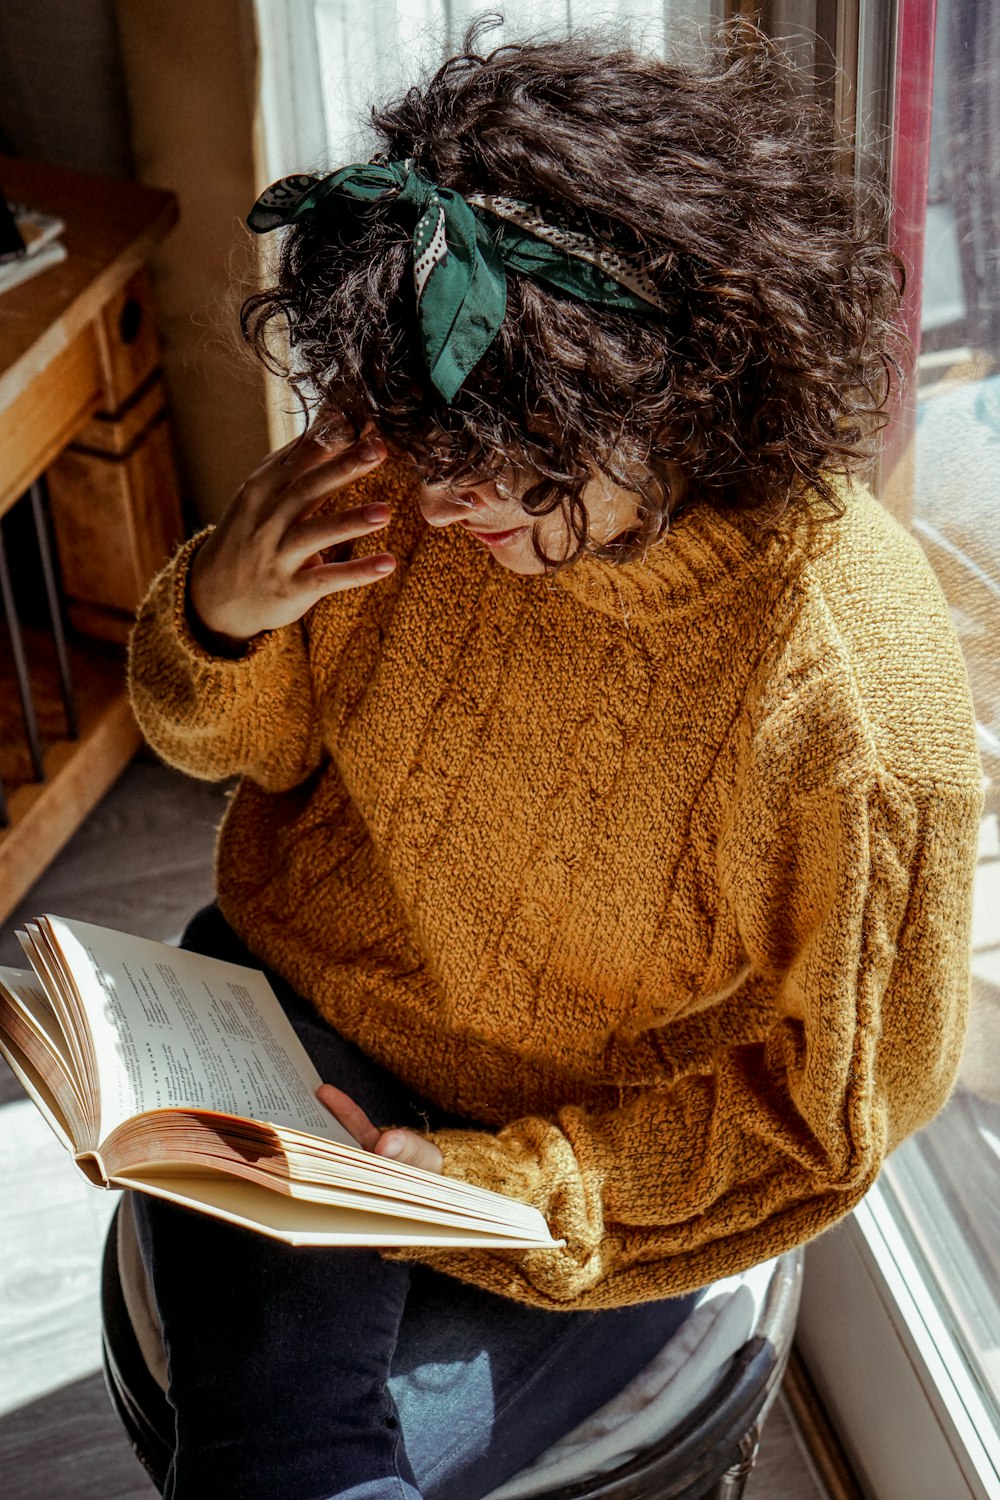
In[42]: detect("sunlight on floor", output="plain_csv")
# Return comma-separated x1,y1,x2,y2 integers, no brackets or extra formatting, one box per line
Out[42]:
0,1097,118,1418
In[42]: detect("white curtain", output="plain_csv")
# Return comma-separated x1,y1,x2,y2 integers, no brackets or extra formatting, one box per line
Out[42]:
275,0,715,166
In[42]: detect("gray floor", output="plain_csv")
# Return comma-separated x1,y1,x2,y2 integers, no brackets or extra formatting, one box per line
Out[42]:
0,757,828,1500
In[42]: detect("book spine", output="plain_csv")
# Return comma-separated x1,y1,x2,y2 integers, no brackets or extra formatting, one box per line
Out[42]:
74,1150,110,1188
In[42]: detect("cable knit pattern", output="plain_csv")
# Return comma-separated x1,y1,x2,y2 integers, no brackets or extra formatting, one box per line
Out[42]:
128,459,983,1309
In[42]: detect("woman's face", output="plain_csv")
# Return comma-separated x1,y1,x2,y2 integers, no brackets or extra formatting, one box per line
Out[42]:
414,467,643,576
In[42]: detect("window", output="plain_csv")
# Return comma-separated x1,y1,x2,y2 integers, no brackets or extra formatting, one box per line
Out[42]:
309,1,718,162
881,0,1000,1461
797,3,1000,1495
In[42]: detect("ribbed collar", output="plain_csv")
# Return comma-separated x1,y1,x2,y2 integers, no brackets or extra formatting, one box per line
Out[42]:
548,501,774,625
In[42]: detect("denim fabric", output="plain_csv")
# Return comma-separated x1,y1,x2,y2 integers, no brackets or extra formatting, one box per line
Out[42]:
132,905,699,1500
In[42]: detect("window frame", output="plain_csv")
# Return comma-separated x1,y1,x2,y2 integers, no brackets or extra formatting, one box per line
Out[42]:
797,1195,1000,1499
795,4,1000,1495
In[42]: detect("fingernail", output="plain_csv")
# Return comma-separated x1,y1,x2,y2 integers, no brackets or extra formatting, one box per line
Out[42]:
373,556,396,574
358,441,384,461
364,504,390,523
381,1134,403,1157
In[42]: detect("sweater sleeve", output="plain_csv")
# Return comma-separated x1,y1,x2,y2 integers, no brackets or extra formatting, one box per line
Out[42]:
397,767,981,1310
127,534,323,790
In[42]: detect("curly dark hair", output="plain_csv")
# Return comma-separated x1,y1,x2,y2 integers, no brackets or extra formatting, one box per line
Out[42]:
242,18,903,565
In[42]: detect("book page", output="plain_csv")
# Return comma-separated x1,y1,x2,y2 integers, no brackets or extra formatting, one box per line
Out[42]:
40,917,353,1146
17,928,95,1105
0,966,80,1088
109,1169,560,1249
100,1110,556,1240
0,966,89,1145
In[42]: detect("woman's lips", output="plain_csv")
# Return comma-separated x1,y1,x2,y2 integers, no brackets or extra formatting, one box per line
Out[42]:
464,525,530,547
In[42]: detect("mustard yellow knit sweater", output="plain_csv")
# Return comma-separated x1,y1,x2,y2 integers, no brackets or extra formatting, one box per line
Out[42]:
128,461,982,1310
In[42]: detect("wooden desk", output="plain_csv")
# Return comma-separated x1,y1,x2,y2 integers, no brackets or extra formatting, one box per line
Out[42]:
0,158,180,920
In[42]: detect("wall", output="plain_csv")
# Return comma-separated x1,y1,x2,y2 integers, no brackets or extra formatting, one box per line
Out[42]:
115,0,272,522
0,0,133,176
0,0,272,524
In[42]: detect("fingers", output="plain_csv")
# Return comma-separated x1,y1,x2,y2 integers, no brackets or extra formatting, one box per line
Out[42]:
314,1087,443,1173
267,437,387,529
296,553,396,608
252,440,396,600
316,1084,381,1152
247,431,338,496
269,425,355,472
375,1130,444,1174
235,432,385,546
282,502,391,571
191,427,394,642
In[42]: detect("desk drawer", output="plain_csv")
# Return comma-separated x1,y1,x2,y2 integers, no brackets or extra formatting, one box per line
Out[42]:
47,387,184,639
0,326,103,518
95,268,162,413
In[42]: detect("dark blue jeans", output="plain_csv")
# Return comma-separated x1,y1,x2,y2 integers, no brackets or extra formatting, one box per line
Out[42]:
132,905,699,1500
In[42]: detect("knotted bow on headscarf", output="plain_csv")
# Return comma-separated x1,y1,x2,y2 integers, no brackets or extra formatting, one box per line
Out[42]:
248,159,669,402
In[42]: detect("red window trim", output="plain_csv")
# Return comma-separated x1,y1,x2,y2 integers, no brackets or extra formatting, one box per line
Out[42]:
882,0,938,485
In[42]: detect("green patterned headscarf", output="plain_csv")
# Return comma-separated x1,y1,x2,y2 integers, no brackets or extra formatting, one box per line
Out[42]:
248,159,669,403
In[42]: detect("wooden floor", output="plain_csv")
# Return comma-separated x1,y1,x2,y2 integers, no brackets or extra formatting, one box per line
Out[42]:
0,756,830,1500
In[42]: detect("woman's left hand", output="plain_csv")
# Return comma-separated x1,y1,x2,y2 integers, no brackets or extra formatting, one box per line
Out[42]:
317,1084,443,1174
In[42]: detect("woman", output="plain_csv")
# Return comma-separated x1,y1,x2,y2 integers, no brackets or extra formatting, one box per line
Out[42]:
127,23,982,1500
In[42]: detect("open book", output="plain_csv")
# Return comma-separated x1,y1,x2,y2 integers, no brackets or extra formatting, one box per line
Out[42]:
0,916,559,1250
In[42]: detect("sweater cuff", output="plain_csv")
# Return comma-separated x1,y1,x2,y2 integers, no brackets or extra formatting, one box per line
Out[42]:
428,1122,605,1262
163,531,286,668
383,1128,612,1307
429,1127,550,1212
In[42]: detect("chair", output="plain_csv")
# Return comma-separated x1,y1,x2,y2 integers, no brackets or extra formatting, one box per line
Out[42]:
101,1197,803,1500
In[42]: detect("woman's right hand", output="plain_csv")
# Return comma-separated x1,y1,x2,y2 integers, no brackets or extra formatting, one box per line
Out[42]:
187,429,394,650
